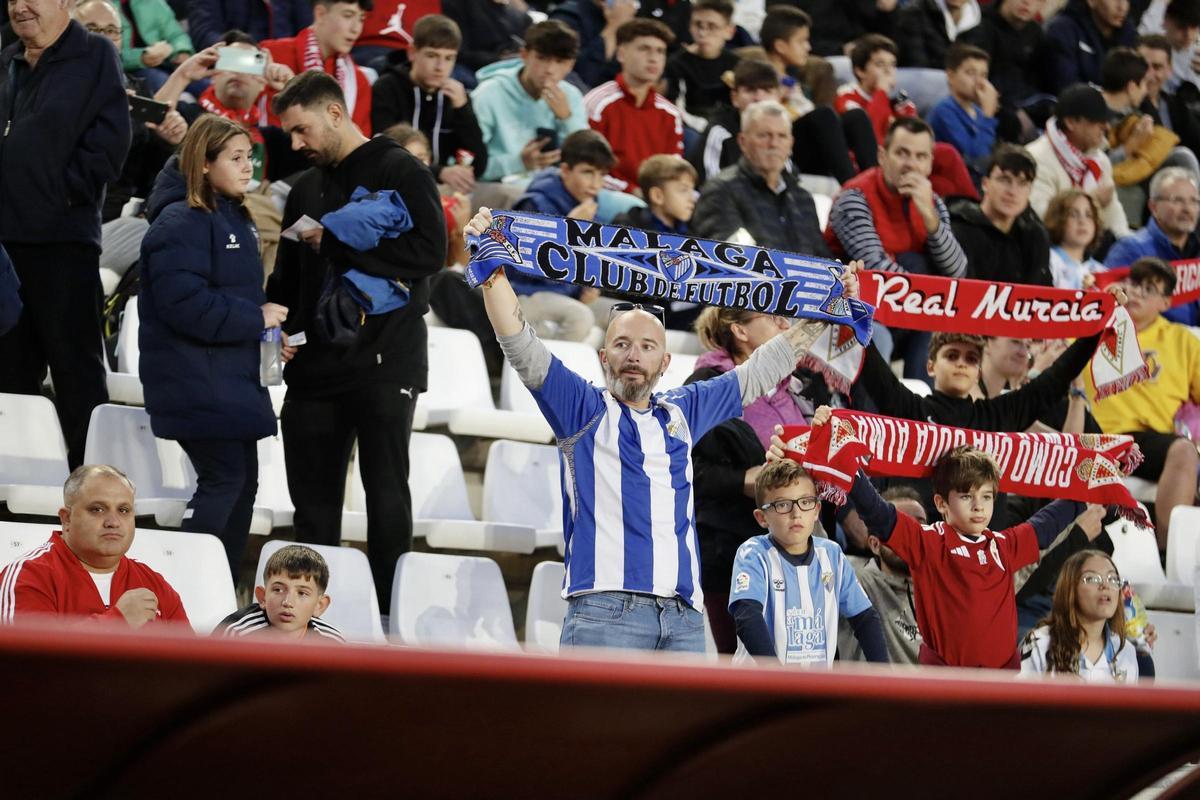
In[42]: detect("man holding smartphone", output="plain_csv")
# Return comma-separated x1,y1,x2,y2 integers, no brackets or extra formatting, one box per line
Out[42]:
472,20,589,181
0,0,130,468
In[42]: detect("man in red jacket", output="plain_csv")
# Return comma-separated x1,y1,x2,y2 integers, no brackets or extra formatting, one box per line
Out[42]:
0,465,189,628
262,0,374,134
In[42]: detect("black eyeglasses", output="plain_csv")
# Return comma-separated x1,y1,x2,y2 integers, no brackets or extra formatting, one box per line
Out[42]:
608,301,666,327
760,497,820,514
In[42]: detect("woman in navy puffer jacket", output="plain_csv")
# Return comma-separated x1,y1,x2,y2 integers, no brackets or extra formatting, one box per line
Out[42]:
139,115,286,578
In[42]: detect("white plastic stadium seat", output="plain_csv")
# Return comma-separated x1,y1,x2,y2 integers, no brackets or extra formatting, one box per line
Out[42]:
0,393,70,506
812,193,833,231
106,296,144,405
249,432,294,535
500,338,603,415
389,551,518,650
343,433,536,553
524,560,567,653
255,540,385,644
657,352,698,393
1109,513,1193,612
901,378,933,397
417,327,495,426
1167,506,1200,586
126,528,237,634
86,405,194,525
1123,476,1159,504
1144,608,1200,680
482,440,564,551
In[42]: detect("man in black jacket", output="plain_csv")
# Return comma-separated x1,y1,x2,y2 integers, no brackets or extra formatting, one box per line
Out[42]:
950,144,1053,286
0,0,131,468
269,71,447,609
960,0,1053,142
690,99,831,256
370,14,488,193
1139,34,1200,156
896,0,981,68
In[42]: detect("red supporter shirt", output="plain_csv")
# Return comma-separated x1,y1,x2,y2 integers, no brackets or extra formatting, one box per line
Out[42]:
886,514,1039,668
0,532,190,627
833,83,916,146
356,0,443,50
584,73,684,191
261,32,374,134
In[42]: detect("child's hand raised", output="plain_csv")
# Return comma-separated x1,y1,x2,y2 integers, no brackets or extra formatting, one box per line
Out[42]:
811,405,833,426
766,424,786,462
1077,503,1107,540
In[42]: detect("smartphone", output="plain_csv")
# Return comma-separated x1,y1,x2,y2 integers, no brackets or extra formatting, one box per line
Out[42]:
128,95,169,126
535,127,560,153
215,45,267,76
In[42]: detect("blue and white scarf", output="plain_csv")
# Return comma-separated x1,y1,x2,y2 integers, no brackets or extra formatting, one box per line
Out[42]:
465,211,875,345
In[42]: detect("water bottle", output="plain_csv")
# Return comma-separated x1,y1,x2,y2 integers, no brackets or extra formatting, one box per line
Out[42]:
260,327,283,387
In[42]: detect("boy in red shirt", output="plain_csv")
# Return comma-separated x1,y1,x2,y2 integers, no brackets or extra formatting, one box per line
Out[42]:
835,33,918,144
261,0,375,134
583,18,683,191
0,465,190,629
832,428,1090,668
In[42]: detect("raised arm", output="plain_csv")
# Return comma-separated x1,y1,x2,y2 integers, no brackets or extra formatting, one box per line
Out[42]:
465,208,551,389
733,261,862,406
1024,499,1089,550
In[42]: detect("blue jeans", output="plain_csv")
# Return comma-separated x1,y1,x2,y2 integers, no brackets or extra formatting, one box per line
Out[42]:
560,591,706,653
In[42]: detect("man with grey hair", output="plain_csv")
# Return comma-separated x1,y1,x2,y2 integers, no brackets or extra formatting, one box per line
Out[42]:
461,205,862,653
0,465,189,627
690,99,831,256
1105,166,1200,326
0,0,130,469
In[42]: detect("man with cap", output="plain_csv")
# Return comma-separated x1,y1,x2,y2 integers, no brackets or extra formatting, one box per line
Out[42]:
1027,83,1130,238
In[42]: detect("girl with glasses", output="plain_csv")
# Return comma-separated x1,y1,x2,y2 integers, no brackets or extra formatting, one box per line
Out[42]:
1019,549,1143,683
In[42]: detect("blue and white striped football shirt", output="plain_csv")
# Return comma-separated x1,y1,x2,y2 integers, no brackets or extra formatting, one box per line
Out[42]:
532,356,742,612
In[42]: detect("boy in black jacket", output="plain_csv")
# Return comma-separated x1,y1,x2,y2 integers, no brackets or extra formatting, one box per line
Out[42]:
268,71,447,610
370,14,488,192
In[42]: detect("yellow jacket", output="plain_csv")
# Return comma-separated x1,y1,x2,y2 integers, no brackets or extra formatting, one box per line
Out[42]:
1086,315,1200,433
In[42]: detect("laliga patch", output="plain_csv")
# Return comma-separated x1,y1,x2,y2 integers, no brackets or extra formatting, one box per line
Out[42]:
734,571,750,594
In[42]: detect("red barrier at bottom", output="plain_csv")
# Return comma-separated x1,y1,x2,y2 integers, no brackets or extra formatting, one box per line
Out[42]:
2,625,1200,799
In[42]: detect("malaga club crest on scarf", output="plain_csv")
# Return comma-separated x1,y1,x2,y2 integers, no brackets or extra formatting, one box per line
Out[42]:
465,211,875,345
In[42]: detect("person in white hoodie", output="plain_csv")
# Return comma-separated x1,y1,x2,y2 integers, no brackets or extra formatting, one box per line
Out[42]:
471,20,589,181
1027,84,1132,238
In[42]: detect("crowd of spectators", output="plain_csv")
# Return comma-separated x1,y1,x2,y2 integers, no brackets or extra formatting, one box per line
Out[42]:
0,0,1196,682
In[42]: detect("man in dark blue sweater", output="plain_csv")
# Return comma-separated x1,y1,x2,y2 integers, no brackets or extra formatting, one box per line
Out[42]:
0,3,131,468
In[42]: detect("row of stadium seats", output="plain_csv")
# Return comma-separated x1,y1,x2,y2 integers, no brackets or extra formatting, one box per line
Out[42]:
107,297,704,443
0,520,566,649
0,396,569,557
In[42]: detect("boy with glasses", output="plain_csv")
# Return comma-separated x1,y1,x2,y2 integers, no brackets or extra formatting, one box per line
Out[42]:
1084,256,1200,550
730,456,887,666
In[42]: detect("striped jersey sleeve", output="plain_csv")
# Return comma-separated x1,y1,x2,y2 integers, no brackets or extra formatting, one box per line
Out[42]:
925,197,967,278
828,189,900,272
